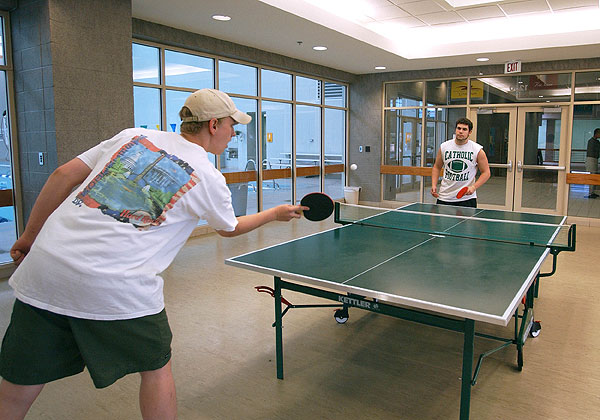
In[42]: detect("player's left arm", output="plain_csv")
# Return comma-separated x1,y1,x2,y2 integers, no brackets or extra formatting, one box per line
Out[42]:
470,149,491,194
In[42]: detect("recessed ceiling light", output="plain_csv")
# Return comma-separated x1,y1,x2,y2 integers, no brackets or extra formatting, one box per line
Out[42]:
313,46,328,51
476,57,489,62
539,95,544,98
375,66,386,70
212,14,231,21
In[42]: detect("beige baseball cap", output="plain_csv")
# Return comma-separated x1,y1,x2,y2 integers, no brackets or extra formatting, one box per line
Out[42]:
182,89,251,125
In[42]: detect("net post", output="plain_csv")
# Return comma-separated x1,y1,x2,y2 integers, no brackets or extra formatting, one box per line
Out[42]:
334,201,341,223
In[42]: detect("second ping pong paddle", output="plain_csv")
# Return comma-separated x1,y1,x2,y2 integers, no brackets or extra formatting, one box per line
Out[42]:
300,192,334,221
456,186,469,199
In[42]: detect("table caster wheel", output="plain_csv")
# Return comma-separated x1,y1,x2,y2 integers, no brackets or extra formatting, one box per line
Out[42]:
530,321,541,338
334,308,349,324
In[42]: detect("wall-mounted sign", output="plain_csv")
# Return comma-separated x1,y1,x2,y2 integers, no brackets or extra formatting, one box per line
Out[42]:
505,61,522,74
450,80,484,99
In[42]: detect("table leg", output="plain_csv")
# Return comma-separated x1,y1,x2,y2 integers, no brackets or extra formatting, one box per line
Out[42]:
460,319,475,420
274,276,284,379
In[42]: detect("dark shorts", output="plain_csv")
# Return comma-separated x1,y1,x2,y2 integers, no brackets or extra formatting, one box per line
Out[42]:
0,299,172,388
436,198,477,208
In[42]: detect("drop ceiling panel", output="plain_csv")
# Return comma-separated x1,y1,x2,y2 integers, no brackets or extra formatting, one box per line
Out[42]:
457,5,506,20
419,11,465,25
547,0,599,10
400,0,447,15
367,5,411,20
500,0,551,15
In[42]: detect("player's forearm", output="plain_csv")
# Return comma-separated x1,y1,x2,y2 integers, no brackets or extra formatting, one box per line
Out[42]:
218,207,278,237
22,160,91,241
473,169,490,190
431,167,440,185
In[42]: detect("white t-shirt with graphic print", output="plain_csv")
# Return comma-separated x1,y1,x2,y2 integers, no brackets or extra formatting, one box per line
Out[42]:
437,138,483,202
9,128,238,320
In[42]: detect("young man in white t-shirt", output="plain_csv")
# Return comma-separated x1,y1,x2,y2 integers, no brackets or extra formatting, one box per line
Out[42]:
0,89,308,420
430,118,490,208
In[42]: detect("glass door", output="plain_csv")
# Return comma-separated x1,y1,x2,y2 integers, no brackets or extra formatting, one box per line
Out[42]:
514,106,568,214
471,106,568,213
471,108,517,210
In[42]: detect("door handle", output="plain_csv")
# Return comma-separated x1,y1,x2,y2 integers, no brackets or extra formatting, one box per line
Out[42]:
507,160,513,172
517,161,523,172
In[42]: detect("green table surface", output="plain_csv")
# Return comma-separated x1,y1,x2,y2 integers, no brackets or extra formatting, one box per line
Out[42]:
226,203,565,325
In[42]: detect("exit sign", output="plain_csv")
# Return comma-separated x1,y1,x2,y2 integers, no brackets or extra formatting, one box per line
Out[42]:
505,61,521,74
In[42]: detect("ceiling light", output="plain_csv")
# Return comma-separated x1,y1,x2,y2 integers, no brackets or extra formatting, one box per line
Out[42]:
212,14,231,21
313,46,328,51
539,95,544,98
476,57,489,62
375,66,386,70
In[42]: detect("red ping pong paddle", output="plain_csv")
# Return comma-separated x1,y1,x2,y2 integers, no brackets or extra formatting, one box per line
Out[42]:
456,186,469,199
300,192,334,221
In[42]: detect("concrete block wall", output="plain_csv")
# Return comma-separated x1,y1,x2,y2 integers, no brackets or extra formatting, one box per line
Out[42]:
10,0,133,220
10,0,52,219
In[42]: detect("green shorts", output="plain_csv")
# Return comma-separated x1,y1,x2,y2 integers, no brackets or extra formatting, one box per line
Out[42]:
0,299,172,388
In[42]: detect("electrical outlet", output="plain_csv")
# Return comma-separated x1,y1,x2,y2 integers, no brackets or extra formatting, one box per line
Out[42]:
365,146,371,153
38,152,44,166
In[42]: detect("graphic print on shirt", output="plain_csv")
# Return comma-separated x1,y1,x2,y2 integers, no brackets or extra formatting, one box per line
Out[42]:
444,150,475,182
73,135,199,229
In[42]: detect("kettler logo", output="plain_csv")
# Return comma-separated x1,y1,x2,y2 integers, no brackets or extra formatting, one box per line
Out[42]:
338,296,379,311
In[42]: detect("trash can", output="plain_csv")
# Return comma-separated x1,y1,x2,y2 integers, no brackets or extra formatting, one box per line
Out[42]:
343,186,360,204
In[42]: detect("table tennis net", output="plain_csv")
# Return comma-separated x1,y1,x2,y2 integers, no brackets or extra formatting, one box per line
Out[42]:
335,203,574,249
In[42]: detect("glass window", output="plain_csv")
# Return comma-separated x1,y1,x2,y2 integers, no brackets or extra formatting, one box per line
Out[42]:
324,108,345,200
385,82,424,107
261,69,291,100
574,71,600,102
570,104,600,173
0,70,15,264
569,104,600,217
262,101,292,209
219,61,257,96
296,76,321,104
132,43,160,84
132,42,347,217
296,105,321,200
0,16,5,66
426,79,468,106
324,82,346,107
165,50,214,90
221,98,258,216
473,73,571,104
383,108,422,202
134,86,161,130
165,90,189,133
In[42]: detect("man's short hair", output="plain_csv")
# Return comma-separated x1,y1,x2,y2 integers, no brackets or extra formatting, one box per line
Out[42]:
455,118,473,131
594,128,600,136
179,106,209,134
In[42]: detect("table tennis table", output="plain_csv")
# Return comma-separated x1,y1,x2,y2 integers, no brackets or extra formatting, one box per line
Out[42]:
225,202,576,420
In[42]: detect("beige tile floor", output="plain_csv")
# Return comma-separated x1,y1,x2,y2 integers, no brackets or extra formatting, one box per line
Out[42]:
0,217,599,419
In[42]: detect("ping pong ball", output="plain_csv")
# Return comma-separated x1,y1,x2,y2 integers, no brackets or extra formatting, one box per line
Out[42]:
350,164,357,171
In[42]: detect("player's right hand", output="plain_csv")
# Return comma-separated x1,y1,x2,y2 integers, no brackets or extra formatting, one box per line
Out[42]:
275,204,307,221
430,186,439,198
10,236,33,266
